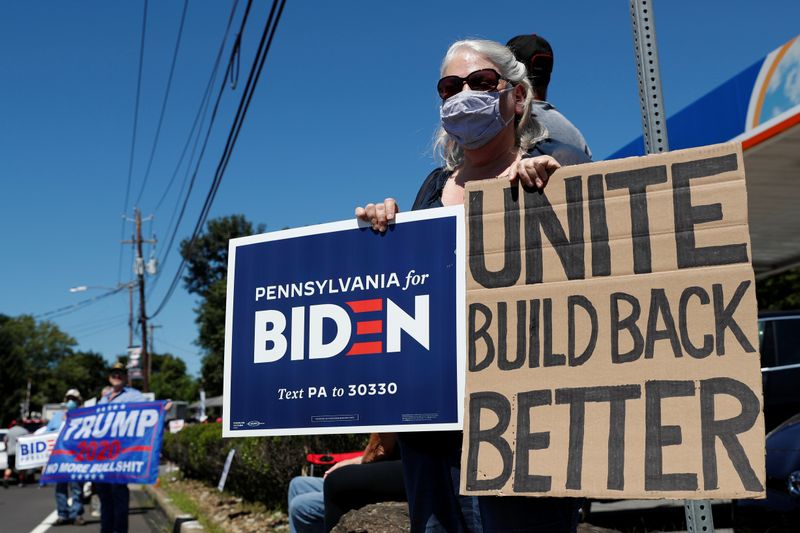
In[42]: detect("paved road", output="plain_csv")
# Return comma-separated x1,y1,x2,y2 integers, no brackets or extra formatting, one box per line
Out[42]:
0,481,167,533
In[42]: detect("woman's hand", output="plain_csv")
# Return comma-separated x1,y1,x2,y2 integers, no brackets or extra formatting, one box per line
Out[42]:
355,198,399,233
323,455,363,478
508,155,560,190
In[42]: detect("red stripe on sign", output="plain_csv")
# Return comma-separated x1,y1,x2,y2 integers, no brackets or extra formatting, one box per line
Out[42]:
50,450,76,456
356,320,383,334
346,299,383,313
347,341,382,355
120,446,152,454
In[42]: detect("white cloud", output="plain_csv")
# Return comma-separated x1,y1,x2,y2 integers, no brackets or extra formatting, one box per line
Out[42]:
784,65,800,105
767,38,800,95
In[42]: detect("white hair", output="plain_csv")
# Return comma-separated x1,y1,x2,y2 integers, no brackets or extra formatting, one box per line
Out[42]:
433,39,547,171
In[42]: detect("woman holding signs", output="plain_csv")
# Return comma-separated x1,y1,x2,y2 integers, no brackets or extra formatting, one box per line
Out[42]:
356,39,589,532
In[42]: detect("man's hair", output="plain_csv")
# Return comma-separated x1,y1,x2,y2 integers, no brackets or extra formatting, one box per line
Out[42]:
506,34,554,94
434,39,546,171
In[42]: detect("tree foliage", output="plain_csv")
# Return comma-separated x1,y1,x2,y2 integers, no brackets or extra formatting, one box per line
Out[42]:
180,215,265,297
756,267,800,310
46,351,109,405
180,214,264,395
0,315,27,425
0,314,79,424
150,352,199,401
197,279,227,396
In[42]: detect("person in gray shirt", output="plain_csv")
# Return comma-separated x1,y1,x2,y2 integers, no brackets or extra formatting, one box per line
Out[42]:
3,421,29,488
507,34,592,158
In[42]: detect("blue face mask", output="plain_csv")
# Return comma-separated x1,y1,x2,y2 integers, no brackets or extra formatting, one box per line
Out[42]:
440,86,515,149
65,400,77,410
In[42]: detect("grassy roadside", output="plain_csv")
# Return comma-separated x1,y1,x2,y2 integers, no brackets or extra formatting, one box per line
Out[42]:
159,475,226,533
157,470,289,532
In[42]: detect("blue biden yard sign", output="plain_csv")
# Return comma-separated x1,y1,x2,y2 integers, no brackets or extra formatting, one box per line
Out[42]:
223,207,465,436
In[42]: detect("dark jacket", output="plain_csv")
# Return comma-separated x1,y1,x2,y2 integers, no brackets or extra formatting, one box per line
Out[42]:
412,138,592,211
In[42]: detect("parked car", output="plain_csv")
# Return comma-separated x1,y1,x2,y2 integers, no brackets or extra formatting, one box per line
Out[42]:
733,413,800,532
758,311,800,432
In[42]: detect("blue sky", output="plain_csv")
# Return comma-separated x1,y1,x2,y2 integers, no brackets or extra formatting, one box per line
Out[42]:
1,1,798,383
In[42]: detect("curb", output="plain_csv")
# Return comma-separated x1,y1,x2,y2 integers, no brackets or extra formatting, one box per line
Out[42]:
143,483,204,532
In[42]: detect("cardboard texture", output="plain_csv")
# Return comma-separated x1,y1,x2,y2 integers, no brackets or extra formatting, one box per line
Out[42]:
461,142,765,499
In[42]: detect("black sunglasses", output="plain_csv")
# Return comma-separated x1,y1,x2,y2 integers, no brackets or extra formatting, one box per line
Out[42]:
437,68,509,100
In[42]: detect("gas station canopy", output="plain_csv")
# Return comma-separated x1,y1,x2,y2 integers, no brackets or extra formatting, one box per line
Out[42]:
611,35,800,279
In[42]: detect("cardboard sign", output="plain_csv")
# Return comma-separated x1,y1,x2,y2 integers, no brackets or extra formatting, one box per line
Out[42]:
223,207,465,437
41,401,167,485
461,143,765,499
16,432,59,470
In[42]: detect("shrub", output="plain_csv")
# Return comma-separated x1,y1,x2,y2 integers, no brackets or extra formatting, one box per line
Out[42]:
162,423,367,510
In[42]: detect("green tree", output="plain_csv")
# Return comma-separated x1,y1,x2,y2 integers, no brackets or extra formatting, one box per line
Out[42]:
0,315,27,425
180,215,264,396
180,215,265,297
197,279,227,396
756,267,800,310
0,315,76,417
150,352,199,401
45,351,109,405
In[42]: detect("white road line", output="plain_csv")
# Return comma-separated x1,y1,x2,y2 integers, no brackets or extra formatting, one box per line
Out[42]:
29,509,58,533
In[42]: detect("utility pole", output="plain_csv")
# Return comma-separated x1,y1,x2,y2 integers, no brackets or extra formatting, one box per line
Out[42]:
629,1,712,531
148,324,163,352
123,208,156,391
149,323,163,382
128,281,135,348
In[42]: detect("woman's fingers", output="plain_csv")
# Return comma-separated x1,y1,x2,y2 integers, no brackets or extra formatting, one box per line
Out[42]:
508,156,561,190
385,198,398,221
354,199,399,232
374,203,386,231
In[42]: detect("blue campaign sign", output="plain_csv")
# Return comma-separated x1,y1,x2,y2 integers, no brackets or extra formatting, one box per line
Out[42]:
223,206,465,436
40,401,166,485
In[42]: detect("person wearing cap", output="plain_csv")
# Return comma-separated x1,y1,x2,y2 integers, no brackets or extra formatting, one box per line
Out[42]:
51,388,85,526
95,362,145,533
507,33,593,159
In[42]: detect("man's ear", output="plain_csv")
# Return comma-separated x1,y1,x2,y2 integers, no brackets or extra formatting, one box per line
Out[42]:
514,84,526,115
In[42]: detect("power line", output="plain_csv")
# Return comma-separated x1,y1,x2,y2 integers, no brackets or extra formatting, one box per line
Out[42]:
34,286,128,321
62,313,129,335
71,317,131,339
148,0,243,296
147,0,255,296
74,319,132,341
118,0,149,283
134,0,190,207
148,0,286,320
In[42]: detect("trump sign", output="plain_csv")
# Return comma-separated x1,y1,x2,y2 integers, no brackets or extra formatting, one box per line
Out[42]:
223,207,465,436
40,401,166,485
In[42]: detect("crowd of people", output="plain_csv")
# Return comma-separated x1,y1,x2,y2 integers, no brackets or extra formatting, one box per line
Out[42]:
2,361,146,532
3,32,592,533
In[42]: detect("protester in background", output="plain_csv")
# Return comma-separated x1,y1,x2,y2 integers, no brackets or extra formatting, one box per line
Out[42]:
357,39,582,532
287,433,406,532
507,33,592,158
2,420,29,488
94,362,145,533
52,388,85,526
